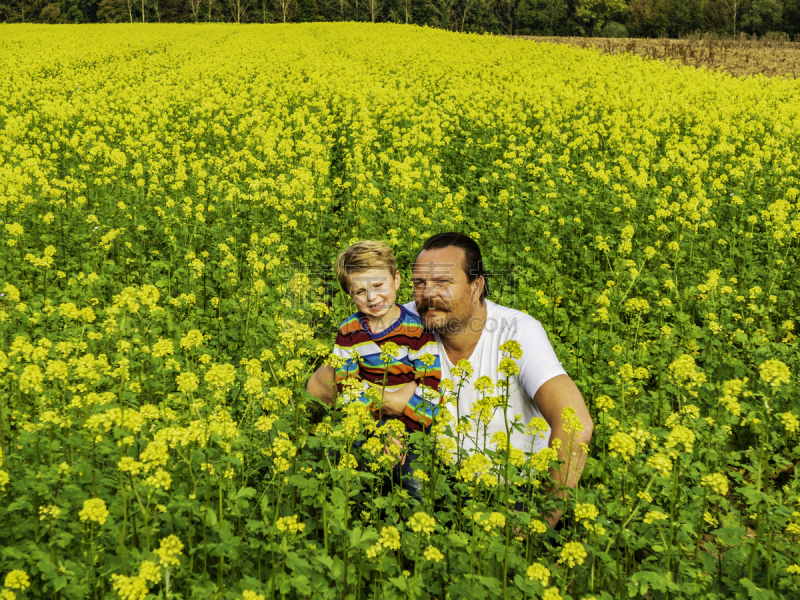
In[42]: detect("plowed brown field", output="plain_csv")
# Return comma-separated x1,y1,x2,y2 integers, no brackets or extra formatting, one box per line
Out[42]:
515,35,800,79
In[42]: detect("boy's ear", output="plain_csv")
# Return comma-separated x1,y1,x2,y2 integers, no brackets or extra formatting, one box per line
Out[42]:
394,270,401,287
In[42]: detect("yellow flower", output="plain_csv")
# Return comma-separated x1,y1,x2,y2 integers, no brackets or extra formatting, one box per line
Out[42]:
759,359,790,388
529,447,558,472
526,417,549,438
79,498,109,525
110,573,149,600
152,337,175,358
378,526,401,551
608,431,636,462
668,355,707,395
276,515,305,535
204,363,236,388
498,357,520,377
701,473,729,496
379,342,400,364
558,541,587,568
780,412,799,434
595,395,614,412
144,468,172,490
423,545,444,562
561,406,585,434
180,329,205,350
408,512,436,535
665,424,695,454
643,511,669,524
574,503,598,521
451,359,474,379
155,535,184,568
647,453,672,475
139,561,161,584
499,340,523,359
19,364,45,394
4,570,30,590
419,353,435,367
483,511,505,530
39,505,62,520
176,371,199,394
526,562,550,584
542,587,562,600
530,520,548,534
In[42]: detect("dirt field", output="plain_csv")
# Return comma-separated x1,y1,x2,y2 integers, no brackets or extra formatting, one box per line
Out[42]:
515,35,800,79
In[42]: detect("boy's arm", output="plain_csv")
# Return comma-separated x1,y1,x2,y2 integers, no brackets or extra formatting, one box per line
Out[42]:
404,339,442,427
306,363,420,412
332,334,370,404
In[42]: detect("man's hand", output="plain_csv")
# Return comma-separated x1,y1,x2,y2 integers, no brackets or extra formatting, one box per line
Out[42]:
384,434,407,466
306,365,336,406
533,374,594,528
379,381,418,418
307,367,417,419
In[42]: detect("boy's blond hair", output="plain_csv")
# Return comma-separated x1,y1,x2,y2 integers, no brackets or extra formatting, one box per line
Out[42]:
334,240,397,293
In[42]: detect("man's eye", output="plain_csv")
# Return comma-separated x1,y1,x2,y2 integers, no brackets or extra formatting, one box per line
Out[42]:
412,281,425,288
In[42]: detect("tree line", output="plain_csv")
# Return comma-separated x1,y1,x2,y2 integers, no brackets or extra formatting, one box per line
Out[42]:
1,0,799,41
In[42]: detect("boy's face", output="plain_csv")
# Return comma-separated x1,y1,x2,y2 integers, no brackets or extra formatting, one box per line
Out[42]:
346,268,401,319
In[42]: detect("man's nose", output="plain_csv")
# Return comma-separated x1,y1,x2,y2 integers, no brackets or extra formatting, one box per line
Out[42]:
420,282,437,298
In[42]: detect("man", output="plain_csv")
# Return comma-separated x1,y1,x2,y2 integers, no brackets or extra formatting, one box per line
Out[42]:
307,232,593,526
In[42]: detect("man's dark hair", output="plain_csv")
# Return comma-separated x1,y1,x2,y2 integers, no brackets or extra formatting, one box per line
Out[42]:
421,232,489,301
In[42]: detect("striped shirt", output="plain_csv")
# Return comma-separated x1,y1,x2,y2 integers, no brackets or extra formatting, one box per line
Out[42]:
333,304,442,431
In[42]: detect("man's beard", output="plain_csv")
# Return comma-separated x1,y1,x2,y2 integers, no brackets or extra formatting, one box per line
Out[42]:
418,301,462,333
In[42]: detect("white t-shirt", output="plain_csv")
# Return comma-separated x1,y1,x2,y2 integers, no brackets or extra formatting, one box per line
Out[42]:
404,300,567,454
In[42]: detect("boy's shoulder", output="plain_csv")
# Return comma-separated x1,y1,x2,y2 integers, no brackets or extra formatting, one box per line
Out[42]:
337,312,366,336
336,305,431,342
390,305,428,339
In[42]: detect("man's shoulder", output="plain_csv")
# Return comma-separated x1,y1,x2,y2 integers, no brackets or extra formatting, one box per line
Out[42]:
485,301,544,337
403,301,418,316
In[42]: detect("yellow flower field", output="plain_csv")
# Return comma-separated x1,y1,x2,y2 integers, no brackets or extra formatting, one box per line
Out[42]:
0,22,799,599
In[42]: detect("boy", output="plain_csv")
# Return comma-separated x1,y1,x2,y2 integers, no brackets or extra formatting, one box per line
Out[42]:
333,239,442,431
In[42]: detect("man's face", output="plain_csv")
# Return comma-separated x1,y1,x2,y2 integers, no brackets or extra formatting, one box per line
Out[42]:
412,247,482,333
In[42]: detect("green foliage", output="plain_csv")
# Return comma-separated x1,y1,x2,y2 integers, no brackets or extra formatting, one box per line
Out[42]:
516,0,570,35
660,0,710,35
575,0,627,34
0,0,798,36
741,0,785,35
0,22,799,600
600,19,628,36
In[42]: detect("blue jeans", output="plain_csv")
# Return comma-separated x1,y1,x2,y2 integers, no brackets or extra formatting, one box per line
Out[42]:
350,420,423,503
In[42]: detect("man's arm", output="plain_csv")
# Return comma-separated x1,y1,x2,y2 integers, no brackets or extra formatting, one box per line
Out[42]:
306,365,336,406
305,365,419,413
533,374,594,527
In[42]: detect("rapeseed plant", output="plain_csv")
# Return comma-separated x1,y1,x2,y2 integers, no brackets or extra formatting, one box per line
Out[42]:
0,21,798,600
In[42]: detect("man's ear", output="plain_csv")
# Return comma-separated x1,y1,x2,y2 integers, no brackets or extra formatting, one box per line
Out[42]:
473,276,485,302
